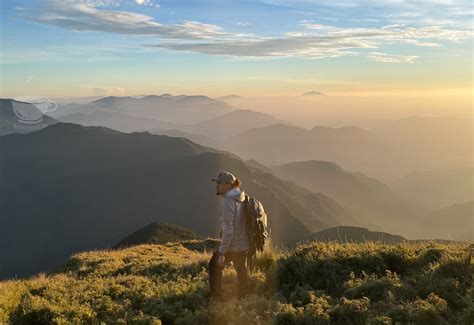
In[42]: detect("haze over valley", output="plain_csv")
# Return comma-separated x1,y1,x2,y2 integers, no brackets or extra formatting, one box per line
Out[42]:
0,0,472,323
1,92,472,279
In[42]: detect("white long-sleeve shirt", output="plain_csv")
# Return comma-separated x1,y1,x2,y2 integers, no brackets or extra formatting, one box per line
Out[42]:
218,187,249,254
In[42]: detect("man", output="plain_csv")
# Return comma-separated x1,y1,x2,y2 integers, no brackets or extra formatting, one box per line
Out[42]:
208,171,249,299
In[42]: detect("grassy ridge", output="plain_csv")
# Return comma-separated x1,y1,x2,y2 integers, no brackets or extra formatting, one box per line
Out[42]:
0,240,472,324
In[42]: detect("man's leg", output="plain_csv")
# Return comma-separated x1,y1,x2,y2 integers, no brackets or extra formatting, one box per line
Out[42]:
232,250,249,298
208,250,224,298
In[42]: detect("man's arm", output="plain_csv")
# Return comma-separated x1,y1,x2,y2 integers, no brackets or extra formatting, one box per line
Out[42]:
218,197,236,254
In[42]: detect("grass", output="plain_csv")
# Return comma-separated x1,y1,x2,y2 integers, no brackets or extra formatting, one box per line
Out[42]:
0,240,472,324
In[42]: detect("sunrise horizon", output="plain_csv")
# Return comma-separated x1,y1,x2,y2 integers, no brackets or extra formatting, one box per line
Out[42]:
1,0,473,103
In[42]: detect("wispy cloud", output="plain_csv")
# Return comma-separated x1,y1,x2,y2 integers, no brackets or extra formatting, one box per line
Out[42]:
19,0,224,40
79,0,121,7
147,23,472,60
134,0,160,8
18,0,474,62
367,52,419,63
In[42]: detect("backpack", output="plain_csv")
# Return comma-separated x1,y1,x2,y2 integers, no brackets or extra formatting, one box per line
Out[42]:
243,194,268,270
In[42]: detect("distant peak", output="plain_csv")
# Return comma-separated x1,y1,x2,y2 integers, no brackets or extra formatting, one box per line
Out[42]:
301,91,327,97
217,94,241,100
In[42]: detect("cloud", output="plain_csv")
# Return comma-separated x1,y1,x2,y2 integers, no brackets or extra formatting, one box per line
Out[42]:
20,0,224,40
367,52,419,63
80,0,120,7
19,0,473,62
147,36,372,59
146,23,472,61
135,0,160,8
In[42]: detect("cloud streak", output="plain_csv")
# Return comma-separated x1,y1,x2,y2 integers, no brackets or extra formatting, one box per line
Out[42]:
20,0,226,40
147,23,473,60
19,0,474,62
367,52,419,63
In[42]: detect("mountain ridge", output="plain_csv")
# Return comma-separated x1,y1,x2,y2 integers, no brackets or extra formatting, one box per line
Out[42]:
0,123,356,279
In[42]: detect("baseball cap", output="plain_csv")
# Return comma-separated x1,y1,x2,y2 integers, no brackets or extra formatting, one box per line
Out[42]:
211,171,236,184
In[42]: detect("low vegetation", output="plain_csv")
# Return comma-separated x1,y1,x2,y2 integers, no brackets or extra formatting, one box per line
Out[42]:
1,240,472,324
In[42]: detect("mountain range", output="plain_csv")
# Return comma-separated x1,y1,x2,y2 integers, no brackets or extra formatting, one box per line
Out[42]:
0,123,357,279
223,117,474,182
1,95,471,280
391,167,474,211
422,201,473,242
224,123,402,181
270,160,424,236
52,96,288,141
52,94,234,125
57,110,167,133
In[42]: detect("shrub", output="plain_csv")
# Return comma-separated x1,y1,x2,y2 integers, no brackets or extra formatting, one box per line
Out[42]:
1,240,471,324
329,297,370,325
344,270,401,301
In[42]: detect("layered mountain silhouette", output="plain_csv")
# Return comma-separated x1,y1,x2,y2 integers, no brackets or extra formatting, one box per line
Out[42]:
270,160,424,237
56,96,289,143
53,95,234,125
224,123,403,181
147,109,287,147
391,167,474,211
151,128,220,149
0,99,57,136
177,109,289,139
0,123,357,279
114,222,204,248
58,111,168,133
422,201,473,242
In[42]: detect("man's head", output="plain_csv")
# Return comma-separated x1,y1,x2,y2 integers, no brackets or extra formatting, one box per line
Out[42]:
211,171,241,196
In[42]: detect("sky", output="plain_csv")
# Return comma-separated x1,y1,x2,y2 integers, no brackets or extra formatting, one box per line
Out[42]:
0,0,473,99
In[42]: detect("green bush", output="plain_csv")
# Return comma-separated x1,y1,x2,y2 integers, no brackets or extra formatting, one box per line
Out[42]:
0,240,471,324
329,297,370,325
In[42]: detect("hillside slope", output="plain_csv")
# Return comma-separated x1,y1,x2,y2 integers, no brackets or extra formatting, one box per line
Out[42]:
114,222,204,248
301,226,407,244
0,239,471,324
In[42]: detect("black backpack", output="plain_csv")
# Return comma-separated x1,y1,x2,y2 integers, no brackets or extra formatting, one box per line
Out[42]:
243,194,268,270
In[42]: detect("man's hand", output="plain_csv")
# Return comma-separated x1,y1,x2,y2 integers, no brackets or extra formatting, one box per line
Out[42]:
218,253,225,267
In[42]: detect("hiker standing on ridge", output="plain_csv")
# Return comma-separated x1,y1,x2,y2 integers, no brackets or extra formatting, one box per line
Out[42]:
208,171,249,299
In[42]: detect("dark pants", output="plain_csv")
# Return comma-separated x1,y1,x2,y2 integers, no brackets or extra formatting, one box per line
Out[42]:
208,249,249,298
